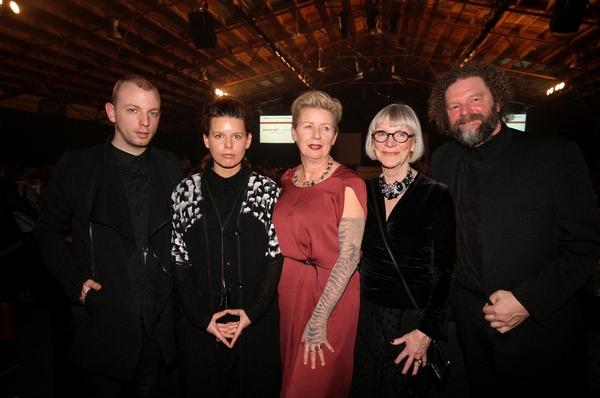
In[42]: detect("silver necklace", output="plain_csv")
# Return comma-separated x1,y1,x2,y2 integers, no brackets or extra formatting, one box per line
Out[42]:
379,168,414,199
292,157,334,187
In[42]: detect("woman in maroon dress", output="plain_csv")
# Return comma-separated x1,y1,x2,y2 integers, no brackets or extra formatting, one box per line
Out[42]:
274,91,366,398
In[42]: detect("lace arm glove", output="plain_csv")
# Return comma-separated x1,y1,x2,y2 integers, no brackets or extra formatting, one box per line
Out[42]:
302,185,366,369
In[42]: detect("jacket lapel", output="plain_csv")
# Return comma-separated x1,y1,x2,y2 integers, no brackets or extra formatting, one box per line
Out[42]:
88,145,135,243
148,149,173,237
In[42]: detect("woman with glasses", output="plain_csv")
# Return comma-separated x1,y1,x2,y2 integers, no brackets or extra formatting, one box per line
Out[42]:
274,91,366,398
350,104,455,397
171,97,283,397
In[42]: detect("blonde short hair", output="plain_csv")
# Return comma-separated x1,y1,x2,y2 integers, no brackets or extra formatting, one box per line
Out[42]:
290,91,342,131
364,103,424,163
111,75,159,105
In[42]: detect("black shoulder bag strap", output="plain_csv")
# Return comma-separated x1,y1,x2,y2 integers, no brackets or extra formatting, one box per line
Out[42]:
368,178,421,314
368,178,451,382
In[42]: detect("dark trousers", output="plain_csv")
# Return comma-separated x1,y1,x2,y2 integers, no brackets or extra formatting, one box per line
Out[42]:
451,284,586,397
79,335,163,398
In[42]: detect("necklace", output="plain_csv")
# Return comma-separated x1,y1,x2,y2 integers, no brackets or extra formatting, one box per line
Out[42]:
379,168,414,199
292,157,334,187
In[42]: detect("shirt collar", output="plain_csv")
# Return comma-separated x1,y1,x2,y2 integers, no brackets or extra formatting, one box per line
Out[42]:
110,144,151,169
468,122,513,163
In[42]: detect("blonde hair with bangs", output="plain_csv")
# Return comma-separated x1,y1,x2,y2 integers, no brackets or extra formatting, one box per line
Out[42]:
364,103,424,163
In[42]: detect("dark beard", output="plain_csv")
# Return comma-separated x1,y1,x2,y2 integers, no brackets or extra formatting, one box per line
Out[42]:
450,109,501,148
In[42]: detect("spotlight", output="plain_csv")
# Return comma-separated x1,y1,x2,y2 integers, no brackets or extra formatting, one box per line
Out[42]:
390,64,403,81
200,66,208,81
0,0,20,14
354,58,363,80
189,4,217,49
338,10,348,38
108,18,122,41
545,81,568,96
215,88,227,97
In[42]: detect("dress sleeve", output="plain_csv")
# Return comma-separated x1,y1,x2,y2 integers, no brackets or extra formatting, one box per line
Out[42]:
418,187,456,340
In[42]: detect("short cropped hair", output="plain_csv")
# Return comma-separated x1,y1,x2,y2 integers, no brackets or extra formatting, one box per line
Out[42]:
111,75,159,105
427,63,512,133
364,103,424,163
201,97,249,136
290,91,342,131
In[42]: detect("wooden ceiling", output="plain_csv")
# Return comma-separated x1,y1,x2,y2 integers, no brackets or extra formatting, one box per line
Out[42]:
1,0,599,132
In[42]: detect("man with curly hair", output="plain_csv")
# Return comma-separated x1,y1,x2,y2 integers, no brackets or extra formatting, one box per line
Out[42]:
429,63,600,396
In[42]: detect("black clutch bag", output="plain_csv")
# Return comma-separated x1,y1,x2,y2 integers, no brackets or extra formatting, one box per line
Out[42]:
369,179,451,385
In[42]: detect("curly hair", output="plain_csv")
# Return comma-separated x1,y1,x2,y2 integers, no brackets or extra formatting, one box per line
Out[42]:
427,63,512,133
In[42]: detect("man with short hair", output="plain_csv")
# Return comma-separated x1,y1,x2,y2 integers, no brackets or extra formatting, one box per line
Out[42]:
36,75,183,397
429,63,600,396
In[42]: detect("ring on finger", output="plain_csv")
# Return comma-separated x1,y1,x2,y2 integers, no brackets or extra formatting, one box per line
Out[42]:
415,358,422,365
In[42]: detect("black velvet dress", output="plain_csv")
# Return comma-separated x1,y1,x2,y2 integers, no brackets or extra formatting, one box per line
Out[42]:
171,168,283,398
350,173,455,398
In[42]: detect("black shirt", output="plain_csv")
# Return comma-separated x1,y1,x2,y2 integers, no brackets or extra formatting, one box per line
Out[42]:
111,145,151,247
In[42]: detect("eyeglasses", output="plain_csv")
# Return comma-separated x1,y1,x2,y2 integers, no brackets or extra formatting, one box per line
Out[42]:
371,130,415,143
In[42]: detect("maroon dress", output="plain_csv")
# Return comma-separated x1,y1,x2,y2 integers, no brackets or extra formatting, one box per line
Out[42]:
274,165,367,398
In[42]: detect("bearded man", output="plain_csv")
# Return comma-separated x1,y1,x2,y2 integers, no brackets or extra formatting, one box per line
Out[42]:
429,63,600,397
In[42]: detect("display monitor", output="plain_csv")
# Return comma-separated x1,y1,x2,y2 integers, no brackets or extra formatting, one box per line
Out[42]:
506,114,527,132
259,115,294,144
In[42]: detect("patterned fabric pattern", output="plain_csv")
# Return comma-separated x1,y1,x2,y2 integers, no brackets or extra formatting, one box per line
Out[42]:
171,171,281,267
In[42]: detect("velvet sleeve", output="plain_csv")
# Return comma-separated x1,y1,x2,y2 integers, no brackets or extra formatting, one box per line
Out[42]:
418,187,456,340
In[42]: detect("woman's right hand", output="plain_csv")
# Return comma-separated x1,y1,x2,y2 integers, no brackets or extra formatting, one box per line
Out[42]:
206,309,238,348
391,329,432,376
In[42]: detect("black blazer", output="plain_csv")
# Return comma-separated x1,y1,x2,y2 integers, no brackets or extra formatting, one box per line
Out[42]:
431,125,600,369
36,142,183,381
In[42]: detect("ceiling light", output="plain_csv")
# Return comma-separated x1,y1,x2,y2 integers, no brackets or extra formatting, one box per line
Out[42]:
391,64,402,81
316,47,326,73
354,58,363,80
108,18,122,41
200,66,208,81
546,81,568,96
0,0,20,14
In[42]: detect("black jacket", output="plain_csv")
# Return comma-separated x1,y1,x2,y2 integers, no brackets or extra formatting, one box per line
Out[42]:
36,142,183,381
431,125,600,368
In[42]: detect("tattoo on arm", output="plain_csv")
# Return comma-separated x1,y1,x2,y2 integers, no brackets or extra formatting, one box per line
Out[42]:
304,217,365,344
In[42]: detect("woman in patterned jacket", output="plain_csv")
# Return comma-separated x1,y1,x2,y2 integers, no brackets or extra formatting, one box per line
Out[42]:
171,97,283,397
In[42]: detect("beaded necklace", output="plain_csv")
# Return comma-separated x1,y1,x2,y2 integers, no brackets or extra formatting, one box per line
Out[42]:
378,168,414,199
292,157,334,187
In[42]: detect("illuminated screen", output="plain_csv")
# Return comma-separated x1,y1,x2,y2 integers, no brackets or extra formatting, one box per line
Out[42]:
506,114,527,132
259,115,294,144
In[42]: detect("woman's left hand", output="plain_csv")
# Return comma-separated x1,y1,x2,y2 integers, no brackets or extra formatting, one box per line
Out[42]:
391,329,432,376
228,309,251,348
